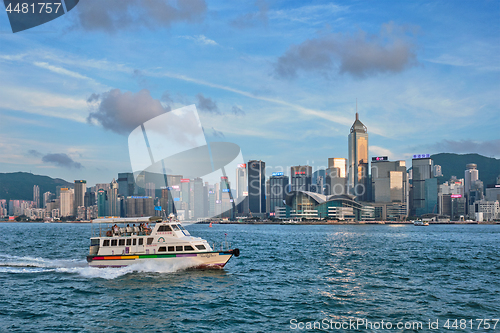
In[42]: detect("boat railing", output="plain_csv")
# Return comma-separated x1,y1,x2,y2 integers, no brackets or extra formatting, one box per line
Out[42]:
212,241,232,252
91,227,152,238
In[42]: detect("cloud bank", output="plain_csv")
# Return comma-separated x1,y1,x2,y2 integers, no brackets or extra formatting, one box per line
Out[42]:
42,153,83,169
274,22,418,79
75,0,206,32
87,89,170,134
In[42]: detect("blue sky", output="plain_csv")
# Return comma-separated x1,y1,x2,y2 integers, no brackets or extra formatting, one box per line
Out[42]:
0,0,499,186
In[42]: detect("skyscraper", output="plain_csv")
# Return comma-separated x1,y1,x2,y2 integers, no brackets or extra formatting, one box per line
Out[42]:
325,158,347,195
118,172,135,197
74,180,86,216
464,164,479,196
348,112,369,201
107,179,119,217
411,156,435,216
290,165,312,191
248,160,266,214
33,185,40,208
268,173,289,215
60,188,74,217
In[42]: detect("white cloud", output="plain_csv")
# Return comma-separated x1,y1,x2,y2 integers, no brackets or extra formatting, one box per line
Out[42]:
178,35,219,46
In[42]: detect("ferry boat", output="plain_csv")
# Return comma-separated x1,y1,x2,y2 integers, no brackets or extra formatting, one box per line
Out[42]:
413,220,429,226
87,216,239,268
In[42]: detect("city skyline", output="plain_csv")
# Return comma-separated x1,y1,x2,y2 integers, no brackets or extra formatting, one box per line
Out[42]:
0,1,499,187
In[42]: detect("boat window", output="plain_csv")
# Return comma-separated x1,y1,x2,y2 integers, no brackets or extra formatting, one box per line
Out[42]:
111,239,117,246
147,238,154,245
91,239,100,246
178,224,190,235
103,240,110,247
119,239,125,246
133,239,136,246
168,246,174,252
176,246,183,252
126,239,132,246
158,246,166,252
171,224,180,231
184,245,194,251
195,244,206,250
138,238,143,246
158,225,172,232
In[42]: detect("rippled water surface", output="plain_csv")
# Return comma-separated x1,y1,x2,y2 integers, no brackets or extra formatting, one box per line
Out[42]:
0,223,499,332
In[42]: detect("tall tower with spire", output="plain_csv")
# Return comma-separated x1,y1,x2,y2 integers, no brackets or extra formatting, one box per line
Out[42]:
348,111,369,201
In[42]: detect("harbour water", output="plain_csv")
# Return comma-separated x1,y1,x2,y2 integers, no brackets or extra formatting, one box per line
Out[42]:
0,223,498,332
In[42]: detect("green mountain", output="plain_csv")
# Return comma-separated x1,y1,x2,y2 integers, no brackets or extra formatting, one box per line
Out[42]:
430,153,500,186
0,172,72,202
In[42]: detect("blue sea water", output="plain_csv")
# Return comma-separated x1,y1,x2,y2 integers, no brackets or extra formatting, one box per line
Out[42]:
0,223,499,332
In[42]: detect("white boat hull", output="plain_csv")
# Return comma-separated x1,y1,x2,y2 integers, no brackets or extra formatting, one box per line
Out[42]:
87,250,238,268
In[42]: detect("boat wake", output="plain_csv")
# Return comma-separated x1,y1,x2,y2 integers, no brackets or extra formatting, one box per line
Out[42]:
0,254,199,279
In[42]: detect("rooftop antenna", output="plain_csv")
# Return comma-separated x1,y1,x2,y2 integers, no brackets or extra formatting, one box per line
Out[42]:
356,98,358,120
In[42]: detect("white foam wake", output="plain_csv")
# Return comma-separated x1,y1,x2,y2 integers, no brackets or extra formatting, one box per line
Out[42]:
0,254,198,279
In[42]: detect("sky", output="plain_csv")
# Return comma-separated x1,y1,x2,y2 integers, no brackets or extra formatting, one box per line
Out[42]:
0,0,499,186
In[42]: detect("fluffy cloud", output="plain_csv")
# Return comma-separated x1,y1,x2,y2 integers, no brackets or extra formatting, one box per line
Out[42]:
274,22,418,79
42,153,83,169
74,0,206,32
196,93,220,114
87,89,170,134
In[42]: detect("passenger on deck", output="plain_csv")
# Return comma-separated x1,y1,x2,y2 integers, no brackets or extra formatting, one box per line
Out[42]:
133,224,139,235
126,224,132,235
145,222,150,234
113,224,120,235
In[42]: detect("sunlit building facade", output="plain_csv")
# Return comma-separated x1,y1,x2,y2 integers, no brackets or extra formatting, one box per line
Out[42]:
348,113,369,201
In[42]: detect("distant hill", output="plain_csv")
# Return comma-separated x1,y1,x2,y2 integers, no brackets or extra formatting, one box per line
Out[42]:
0,172,72,202
430,153,500,186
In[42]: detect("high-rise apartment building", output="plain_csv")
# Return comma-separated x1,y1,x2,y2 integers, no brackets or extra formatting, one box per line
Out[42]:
348,113,369,201
60,188,74,217
74,180,86,216
33,185,40,208
248,160,266,214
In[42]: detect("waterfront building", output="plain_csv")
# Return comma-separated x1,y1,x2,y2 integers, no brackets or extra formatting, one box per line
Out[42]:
74,180,86,216
371,159,407,203
284,190,366,220
290,165,312,192
268,173,289,215
33,185,40,208
348,113,369,201
486,184,500,202
473,200,499,221
248,160,266,214
59,188,74,217
411,155,434,216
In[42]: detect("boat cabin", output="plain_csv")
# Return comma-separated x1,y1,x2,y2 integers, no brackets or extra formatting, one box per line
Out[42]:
89,216,212,256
